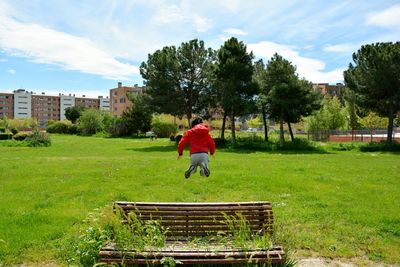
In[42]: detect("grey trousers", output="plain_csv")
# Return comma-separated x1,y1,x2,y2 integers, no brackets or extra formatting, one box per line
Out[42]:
187,153,209,176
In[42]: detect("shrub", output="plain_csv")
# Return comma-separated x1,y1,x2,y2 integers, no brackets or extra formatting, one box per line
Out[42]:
46,121,69,134
107,119,129,137
214,137,227,148
78,109,104,135
152,121,177,138
169,135,176,141
360,143,400,152
175,134,183,145
26,129,51,147
10,128,18,135
13,132,29,141
0,133,12,140
0,127,6,133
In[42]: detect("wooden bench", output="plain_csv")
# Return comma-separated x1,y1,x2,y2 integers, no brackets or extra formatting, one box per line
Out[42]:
99,201,285,265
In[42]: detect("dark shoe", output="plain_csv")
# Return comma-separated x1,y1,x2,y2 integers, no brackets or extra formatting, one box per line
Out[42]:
185,165,196,179
201,163,210,177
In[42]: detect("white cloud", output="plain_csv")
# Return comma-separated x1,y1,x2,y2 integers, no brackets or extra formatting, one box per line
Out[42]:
0,9,138,80
366,4,400,28
323,43,355,53
7,69,16,74
248,41,344,83
153,4,212,33
223,28,247,36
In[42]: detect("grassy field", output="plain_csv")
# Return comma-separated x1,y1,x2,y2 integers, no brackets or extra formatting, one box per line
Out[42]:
0,134,399,266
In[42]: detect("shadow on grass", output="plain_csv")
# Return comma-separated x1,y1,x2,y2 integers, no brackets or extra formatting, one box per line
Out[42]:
127,145,177,152
127,138,330,154
359,142,400,153
218,137,330,154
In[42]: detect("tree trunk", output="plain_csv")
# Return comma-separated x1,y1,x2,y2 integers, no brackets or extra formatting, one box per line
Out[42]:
231,111,236,145
187,116,191,129
262,106,268,142
221,113,227,139
288,121,294,142
279,118,284,147
387,107,394,145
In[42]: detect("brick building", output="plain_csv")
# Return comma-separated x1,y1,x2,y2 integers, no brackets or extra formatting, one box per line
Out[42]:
110,82,144,117
313,83,344,99
0,90,110,126
0,93,14,118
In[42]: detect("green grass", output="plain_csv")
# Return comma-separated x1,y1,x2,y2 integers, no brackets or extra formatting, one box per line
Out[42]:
0,134,399,265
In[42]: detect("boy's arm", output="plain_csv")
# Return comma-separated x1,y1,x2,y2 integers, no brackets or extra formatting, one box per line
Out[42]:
178,132,189,156
208,134,215,155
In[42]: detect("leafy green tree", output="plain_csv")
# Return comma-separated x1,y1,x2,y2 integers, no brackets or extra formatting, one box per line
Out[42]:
306,95,346,131
246,116,263,129
78,109,104,135
214,37,257,144
265,54,321,145
140,39,215,126
65,106,84,123
122,93,153,136
253,59,269,141
360,112,388,139
344,42,400,144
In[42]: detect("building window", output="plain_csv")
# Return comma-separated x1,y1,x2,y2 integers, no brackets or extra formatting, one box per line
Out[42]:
120,97,125,103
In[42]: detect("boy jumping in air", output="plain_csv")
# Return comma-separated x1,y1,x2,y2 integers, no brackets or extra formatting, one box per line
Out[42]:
177,117,215,179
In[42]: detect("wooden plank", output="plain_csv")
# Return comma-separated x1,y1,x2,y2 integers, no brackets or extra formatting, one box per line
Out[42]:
115,201,271,206
118,205,272,211
122,210,273,216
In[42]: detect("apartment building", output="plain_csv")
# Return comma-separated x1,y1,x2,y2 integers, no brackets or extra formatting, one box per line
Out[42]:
13,89,32,118
110,82,144,117
98,96,110,110
32,93,60,126
0,93,14,118
0,90,110,126
313,83,344,98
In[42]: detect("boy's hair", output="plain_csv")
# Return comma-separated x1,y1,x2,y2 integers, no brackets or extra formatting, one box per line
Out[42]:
191,117,203,128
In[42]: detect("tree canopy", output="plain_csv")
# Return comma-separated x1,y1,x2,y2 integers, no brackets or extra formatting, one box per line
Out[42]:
265,54,321,145
214,37,257,144
140,39,214,126
344,42,400,144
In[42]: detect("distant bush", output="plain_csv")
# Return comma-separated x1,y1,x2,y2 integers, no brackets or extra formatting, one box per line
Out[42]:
0,127,5,133
175,134,183,145
78,109,104,135
107,118,129,137
67,124,78,134
13,132,29,141
360,142,400,152
214,137,227,148
46,122,69,133
169,135,175,141
0,133,12,140
26,129,51,147
11,128,18,135
152,121,177,138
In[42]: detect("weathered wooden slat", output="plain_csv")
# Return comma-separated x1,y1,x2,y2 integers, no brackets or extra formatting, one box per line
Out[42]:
98,202,283,265
116,201,271,206
123,210,272,217
119,205,272,211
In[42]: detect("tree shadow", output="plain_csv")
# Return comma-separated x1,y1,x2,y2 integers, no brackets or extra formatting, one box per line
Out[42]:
127,145,177,152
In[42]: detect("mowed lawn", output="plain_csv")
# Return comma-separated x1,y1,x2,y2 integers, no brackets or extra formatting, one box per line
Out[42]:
0,134,399,265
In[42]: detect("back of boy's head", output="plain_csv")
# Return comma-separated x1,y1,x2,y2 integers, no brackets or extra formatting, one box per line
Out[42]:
191,117,203,128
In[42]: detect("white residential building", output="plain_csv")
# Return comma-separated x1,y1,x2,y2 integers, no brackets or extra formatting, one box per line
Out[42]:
60,95,75,120
13,89,32,118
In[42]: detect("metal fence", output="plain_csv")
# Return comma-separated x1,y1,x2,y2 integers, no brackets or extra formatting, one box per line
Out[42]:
307,128,400,142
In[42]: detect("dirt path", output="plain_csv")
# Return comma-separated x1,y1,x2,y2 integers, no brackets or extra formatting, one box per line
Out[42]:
297,257,400,267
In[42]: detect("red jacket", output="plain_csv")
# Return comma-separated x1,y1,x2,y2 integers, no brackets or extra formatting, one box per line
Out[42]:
178,124,215,156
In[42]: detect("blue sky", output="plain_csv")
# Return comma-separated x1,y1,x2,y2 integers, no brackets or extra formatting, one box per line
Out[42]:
1,0,399,97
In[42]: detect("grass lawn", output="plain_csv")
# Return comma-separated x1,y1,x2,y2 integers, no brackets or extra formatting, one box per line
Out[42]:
0,134,399,266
